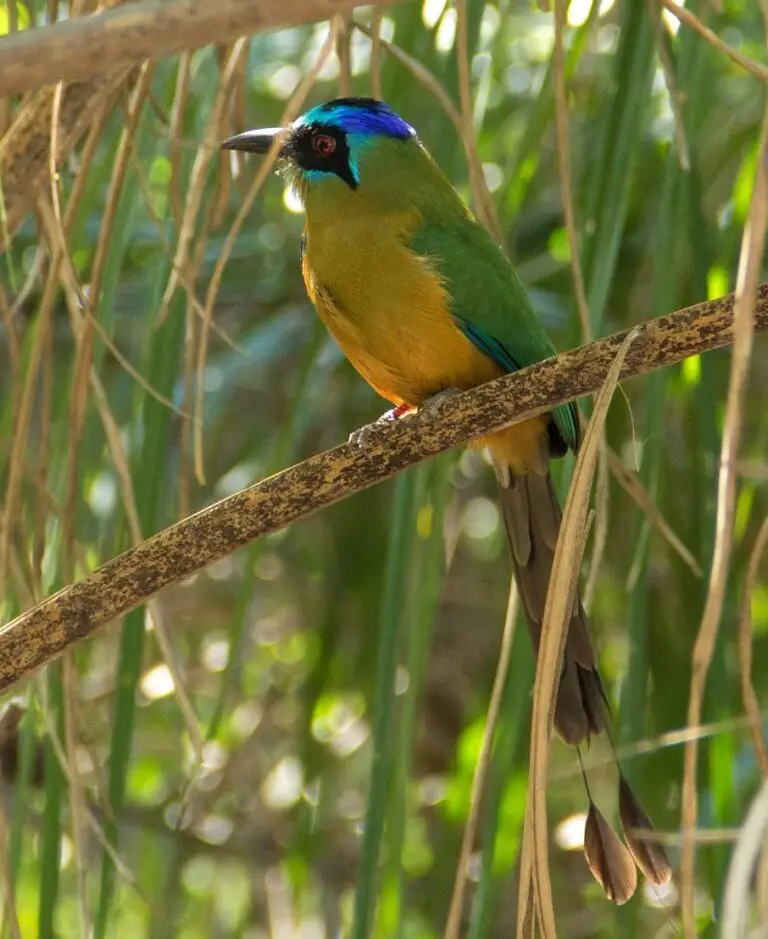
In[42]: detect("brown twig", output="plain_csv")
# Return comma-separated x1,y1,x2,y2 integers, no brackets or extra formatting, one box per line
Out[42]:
659,0,768,82
0,288,766,694
0,0,401,98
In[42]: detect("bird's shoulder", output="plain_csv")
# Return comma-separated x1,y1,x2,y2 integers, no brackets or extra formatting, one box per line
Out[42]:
408,211,580,452
408,213,557,366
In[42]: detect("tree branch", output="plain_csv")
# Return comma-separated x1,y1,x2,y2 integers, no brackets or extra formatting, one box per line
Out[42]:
0,285,766,693
0,0,399,99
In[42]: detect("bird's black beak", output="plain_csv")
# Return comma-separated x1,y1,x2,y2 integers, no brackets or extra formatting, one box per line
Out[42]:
221,128,284,154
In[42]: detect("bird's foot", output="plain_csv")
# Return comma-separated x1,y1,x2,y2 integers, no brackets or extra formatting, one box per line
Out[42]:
348,403,412,450
416,387,461,422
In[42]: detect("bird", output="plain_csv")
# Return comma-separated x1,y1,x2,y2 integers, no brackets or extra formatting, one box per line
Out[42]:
222,97,671,900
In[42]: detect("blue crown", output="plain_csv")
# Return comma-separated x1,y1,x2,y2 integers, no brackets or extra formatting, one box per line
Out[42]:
299,98,415,141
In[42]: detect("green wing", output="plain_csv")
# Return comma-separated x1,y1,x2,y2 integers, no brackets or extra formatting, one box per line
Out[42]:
409,218,580,453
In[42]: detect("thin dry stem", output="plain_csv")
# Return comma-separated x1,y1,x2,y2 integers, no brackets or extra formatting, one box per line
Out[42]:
33,323,53,592
158,39,248,326
680,103,768,938
606,447,703,577
197,27,337,481
455,0,501,239
370,8,383,99
552,1,611,614
352,22,463,134
36,672,144,899
88,63,153,312
355,17,499,237
738,515,768,778
659,0,768,82
444,583,519,939
156,39,253,487
519,328,639,937
336,15,353,96
49,82,65,226
721,779,768,938
551,712,768,783
169,52,192,227
0,249,57,597
35,199,206,770
52,78,91,912
125,144,249,360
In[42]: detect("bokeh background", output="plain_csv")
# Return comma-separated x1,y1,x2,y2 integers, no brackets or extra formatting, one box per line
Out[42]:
0,0,767,936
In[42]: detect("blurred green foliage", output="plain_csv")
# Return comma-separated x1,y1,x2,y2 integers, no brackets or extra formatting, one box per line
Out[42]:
0,0,767,936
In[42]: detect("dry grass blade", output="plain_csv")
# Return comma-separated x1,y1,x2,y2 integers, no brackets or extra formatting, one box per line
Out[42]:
618,774,673,886
680,102,768,939
584,800,638,905
738,514,768,778
443,584,519,939
518,327,640,937
721,779,768,937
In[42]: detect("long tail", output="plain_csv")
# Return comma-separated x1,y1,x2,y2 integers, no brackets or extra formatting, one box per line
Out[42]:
496,457,606,745
496,450,673,899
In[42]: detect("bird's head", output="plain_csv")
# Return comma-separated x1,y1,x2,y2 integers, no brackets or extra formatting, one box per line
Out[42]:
221,97,417,198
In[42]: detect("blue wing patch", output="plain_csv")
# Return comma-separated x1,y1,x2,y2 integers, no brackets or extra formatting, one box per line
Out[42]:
454,317,522,372
453,315,580,453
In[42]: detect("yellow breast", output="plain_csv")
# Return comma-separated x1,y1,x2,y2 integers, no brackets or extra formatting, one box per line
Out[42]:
301,200,547,473
302,206,500,406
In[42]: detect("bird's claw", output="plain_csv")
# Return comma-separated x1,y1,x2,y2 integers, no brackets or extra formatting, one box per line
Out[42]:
347,390,459,451
348,404,412,451
416,387,461,421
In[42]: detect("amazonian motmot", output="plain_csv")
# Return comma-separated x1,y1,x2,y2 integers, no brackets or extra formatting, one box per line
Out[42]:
222,98,670,898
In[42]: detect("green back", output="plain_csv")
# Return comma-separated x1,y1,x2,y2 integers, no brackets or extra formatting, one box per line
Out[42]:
409,194,580,452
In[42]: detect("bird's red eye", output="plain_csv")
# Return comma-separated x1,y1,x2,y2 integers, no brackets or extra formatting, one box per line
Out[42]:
312,133,336,157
